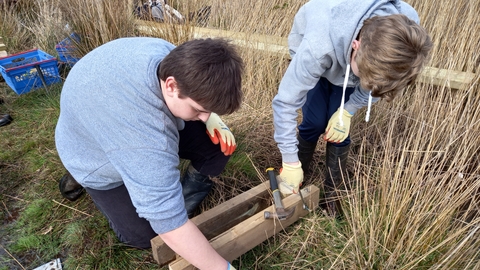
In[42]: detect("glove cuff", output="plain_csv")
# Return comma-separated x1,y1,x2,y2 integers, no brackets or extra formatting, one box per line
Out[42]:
282,161,302,170
341,109,353,118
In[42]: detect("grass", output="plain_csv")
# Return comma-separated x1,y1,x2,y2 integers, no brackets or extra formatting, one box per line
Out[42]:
1,0,480,269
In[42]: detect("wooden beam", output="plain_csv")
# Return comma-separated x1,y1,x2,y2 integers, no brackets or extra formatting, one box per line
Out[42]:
0,36,7,57
417,66,476,90
135,20,287,55
135,20,476,90
192,25,288,55
168,184,320,270
151,181,272,266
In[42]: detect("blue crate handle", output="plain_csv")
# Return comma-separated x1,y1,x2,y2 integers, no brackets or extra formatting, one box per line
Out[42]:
34,64,48,88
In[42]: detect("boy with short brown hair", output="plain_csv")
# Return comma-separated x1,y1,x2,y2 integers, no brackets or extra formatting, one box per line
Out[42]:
357,14,433,101
56,37,243,269
272,0,433,216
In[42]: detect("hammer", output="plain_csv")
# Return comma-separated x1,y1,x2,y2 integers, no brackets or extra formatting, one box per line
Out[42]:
264,168,295,220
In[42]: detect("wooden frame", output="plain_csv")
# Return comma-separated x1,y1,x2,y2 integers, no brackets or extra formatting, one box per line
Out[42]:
151,182,320,269
151,181,271,265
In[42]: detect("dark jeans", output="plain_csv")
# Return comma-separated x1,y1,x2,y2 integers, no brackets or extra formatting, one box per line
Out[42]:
298,77,355,147
85,120,230,248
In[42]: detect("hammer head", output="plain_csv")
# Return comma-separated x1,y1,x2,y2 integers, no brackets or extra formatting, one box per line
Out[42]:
264,206,295,220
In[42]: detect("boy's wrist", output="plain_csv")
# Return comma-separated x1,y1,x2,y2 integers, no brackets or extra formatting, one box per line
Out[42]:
284,161,300,166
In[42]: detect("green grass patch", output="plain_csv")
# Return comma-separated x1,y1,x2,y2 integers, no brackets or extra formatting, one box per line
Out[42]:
1,0,480,268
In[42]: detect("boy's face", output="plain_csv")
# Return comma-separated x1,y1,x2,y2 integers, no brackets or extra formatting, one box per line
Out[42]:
161,77,211,122
350,40,361,77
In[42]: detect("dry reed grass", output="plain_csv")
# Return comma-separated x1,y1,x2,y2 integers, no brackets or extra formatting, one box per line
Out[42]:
1,0,479,268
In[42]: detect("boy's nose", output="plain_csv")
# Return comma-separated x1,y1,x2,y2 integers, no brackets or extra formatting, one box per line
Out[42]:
198,112,211,122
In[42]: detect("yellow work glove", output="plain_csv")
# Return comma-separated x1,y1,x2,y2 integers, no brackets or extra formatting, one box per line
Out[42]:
277,161,303,195
205,113,236,156
324,108,353,143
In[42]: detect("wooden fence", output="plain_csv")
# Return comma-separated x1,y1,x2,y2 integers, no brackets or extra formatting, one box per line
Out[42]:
136,20,476,90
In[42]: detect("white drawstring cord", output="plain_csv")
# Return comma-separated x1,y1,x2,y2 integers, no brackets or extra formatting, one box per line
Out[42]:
340,64,371,123
338,64,350,126
365,91,372,122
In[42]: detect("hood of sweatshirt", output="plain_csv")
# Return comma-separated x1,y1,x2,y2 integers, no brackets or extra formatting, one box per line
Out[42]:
329,0,403,65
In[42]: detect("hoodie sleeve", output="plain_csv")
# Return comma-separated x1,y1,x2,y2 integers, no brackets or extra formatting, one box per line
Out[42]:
344,85,380,115
287,5,307,58
87,96,188,234
272,38,334,162
106,145,188,235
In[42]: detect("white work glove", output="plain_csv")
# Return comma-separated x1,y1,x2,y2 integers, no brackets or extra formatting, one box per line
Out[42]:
324,108,353,143
277,161,303,195
205,113,236,156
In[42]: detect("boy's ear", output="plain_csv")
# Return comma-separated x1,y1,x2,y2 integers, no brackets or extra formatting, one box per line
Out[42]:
352,39,361,51
164,76,178,97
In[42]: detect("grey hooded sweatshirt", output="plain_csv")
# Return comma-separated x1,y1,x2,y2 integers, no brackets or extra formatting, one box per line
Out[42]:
55,37,188,235
272,0,420,163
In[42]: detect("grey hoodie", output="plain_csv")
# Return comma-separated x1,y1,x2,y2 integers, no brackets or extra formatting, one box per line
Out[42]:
272,0,420,163
55,37,188,234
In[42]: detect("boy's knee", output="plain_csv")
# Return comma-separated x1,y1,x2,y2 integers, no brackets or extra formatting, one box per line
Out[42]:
118,233,153,249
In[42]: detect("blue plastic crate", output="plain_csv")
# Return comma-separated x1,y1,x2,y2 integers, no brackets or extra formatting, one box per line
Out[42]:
55,33,81,66
0,49,61,95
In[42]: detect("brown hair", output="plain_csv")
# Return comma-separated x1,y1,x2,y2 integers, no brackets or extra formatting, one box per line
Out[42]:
356,14,433,101
159,38,244,115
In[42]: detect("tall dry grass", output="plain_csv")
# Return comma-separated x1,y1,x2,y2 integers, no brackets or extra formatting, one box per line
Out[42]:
1,0,479,268
340,0,480,268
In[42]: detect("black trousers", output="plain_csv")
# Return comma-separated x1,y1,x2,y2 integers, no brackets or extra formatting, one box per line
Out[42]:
85,120,230,248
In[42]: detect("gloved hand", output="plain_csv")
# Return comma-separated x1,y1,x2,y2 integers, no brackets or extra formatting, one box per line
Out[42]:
227,262,236,270
324,108,353,143
205,113,236,156
277,161,303,195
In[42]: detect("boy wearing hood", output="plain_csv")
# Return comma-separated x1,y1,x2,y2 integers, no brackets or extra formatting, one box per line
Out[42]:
55,37,242,270
272,0,433,215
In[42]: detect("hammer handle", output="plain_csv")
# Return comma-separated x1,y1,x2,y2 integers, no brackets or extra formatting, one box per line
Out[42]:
266,168,284,209
267,168,279,191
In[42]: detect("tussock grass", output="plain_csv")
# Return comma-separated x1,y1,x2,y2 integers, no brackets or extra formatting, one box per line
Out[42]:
0,0,479,269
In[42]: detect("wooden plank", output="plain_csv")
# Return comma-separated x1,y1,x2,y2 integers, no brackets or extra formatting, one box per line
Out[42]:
151,181,271,266
135,20,476,90
192,26,288,55
417,66,476,90
168,184,320,270
0,36,7,57
135,20,288,55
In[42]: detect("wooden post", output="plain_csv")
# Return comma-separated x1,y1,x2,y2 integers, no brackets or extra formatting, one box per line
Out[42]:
0,37,7,57
167,185,320,270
